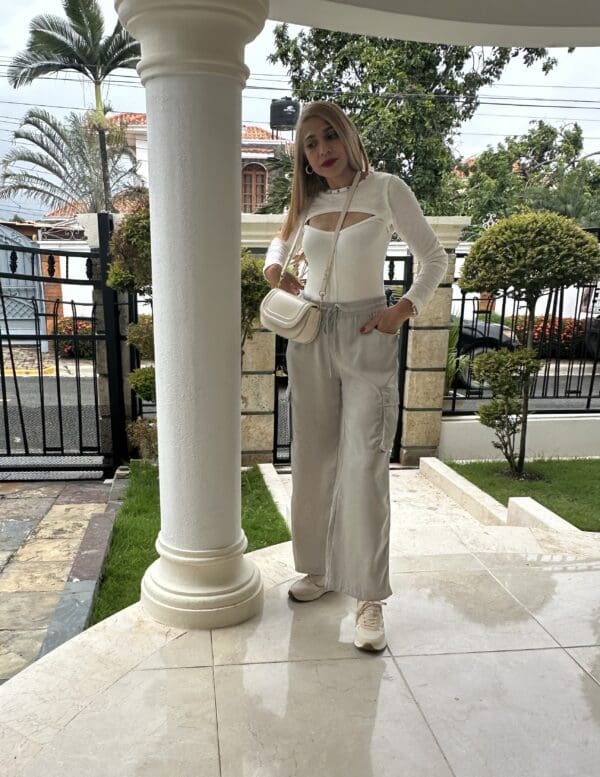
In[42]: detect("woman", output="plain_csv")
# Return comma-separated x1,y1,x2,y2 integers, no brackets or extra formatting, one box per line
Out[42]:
264,101,448,652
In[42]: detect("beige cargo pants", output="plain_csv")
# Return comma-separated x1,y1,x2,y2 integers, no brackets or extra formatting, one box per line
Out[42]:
286,295,399,601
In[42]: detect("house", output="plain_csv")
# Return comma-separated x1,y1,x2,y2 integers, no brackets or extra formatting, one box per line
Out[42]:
108,113,289,212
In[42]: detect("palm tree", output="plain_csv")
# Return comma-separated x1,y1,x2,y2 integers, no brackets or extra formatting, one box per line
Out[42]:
8,0,140,211
0,108,144,214
256,146,294,214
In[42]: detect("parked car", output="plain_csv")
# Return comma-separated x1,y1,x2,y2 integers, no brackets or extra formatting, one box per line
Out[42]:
452,315,520,389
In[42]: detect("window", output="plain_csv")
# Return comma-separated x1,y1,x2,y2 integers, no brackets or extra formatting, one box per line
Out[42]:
242,164,267,213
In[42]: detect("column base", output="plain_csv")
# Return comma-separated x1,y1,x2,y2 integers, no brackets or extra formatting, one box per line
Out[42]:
140,532,264,629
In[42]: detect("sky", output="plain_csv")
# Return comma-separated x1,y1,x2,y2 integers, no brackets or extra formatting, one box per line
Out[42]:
1,0,600,220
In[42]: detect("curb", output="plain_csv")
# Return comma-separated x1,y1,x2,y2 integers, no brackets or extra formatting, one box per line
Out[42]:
38,466,129,659
419,457,507,525
419,456,586,534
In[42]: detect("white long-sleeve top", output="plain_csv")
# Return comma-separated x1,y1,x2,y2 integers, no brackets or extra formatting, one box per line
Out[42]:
264,171,448,314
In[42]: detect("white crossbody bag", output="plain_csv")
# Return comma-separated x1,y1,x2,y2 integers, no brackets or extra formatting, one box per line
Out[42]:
260,171,361,342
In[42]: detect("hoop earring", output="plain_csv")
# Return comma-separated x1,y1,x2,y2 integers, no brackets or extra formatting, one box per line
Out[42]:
305,164,314,175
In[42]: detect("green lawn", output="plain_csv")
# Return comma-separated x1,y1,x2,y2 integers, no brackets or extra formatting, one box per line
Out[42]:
89,462,290,626
447,458,600,532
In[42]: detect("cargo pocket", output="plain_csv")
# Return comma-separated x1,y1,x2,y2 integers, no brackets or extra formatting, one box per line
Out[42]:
379,384,399,452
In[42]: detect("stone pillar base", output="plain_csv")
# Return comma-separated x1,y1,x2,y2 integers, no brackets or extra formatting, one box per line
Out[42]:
141,533,263,629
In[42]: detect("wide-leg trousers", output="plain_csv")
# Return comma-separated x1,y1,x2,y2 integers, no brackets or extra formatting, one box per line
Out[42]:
286,295,400,601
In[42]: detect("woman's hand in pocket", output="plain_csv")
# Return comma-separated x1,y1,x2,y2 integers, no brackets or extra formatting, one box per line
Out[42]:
360,299,413,335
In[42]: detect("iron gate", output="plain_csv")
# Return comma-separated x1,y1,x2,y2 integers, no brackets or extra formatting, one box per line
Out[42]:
0,214,128,478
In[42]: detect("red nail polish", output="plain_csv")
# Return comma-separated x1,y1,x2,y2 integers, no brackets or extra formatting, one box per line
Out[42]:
360,327,365,333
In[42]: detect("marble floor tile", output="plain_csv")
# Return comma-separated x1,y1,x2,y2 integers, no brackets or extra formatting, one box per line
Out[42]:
531,527,600,558
12,537,83,563
215,657,454,777
451,524,545,554
0,551,11,571
389,525,471,556
397,648,600,777
248,540,297,590
389,553,482,574
0,629,47,680
0,560,71,592
0,723,43,777
489,565,600,647
386,569,557,656
212,582,384,665
0,591,61,630
0,604,185,744
566,646,600,683
135,629,213,670
472,552,600,569
18,667,220,777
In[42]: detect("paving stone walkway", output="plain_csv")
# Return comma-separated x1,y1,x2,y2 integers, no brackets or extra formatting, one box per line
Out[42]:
0,480,122,683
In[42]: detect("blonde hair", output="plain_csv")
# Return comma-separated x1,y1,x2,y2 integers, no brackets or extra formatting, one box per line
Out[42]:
280,101,370,240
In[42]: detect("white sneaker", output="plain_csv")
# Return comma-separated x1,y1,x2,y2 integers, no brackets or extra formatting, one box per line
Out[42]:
354,600,387,651
288,574,332,602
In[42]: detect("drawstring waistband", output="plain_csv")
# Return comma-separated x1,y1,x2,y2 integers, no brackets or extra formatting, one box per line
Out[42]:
302,295,387,377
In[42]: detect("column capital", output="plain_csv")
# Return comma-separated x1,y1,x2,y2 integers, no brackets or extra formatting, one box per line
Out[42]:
426,217,471,250
115,0,268,84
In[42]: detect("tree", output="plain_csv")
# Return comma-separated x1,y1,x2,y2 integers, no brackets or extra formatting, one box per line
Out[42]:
459,121,600,237
269,27,567,212
256,146,293,214
8,0,140,212
460,211,600,474
522,160,600,227
0,109,144,214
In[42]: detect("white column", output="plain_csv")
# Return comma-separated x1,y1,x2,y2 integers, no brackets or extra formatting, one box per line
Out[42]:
115,0,268,628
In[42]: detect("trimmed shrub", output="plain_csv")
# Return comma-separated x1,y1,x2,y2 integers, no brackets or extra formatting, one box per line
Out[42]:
107,194,152,296
127,315,154,360
128,366,156,402
241,251,270,352
127,418,158,462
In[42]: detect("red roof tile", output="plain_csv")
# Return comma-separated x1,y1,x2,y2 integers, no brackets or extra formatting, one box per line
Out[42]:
242,125,273,140
45,192,147,219
108,114,273,141
107,112,147,126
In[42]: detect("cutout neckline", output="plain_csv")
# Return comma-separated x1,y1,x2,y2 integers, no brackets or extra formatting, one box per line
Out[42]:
304,213,380,235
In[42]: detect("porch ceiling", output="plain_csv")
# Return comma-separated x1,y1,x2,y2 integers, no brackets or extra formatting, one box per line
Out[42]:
269,0,600,46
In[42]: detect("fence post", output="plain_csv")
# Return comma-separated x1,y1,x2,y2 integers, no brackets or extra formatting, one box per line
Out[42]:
97,213,129,467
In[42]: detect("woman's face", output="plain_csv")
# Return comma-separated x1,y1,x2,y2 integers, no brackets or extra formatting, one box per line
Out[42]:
301,116,353,187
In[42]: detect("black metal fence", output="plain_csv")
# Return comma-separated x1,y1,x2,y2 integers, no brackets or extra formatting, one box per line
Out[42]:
445,277,600,415
273,253,414,465
0,213,129,477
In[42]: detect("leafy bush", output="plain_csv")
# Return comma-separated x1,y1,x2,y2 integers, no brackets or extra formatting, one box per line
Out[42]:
460,212,600,309
514,316,587,358
472,348,541,476
127,315,154,360
446,318,469,394
107,194,152,296
55,317,95,359
128,366,156,402
461,212,600,473
241,251,270,352
127,418,158,462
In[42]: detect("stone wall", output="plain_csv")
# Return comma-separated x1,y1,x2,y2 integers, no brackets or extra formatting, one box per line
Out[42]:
241,327,275,465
